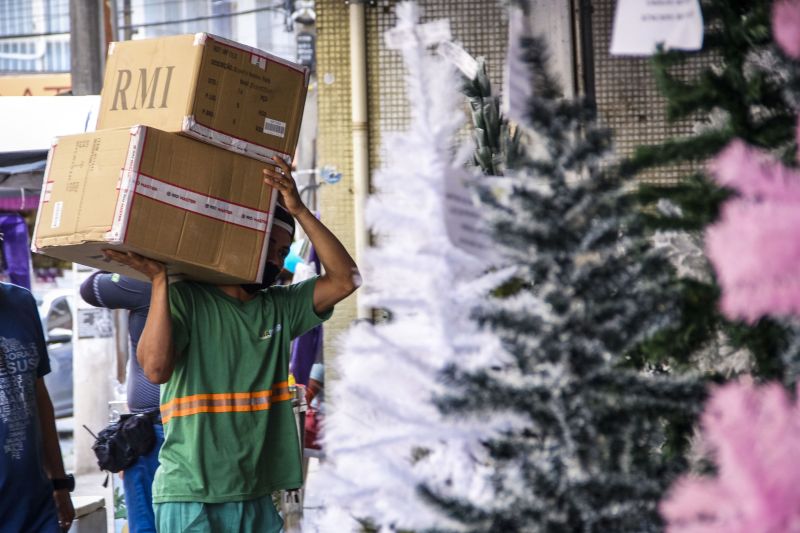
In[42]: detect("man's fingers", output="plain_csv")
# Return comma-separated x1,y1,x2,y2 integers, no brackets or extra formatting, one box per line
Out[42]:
102,250,127,263
263,177,287,192
262,168,284,181
103,250,136,266
103,249,136,259
271,156,291,175
262,171,292,192
263,167,293,184
102,250,163,272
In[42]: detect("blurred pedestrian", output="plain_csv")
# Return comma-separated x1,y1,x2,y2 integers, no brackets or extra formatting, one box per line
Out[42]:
304,362,325,453
106,157,359,532
80,272,162,533
0,272,75,531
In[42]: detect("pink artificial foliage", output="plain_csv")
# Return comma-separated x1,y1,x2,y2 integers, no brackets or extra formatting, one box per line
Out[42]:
705,140,800,323
773,0,800,151
669,11,800,529
773,0,800,59
661,379,800,533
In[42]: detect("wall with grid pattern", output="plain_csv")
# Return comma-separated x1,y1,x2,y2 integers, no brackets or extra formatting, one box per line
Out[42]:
316,0,357,356
366,0,507,168
587,0,713,183
316,0,508,359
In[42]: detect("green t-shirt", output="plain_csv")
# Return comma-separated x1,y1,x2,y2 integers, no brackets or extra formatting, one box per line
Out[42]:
152,278,331,504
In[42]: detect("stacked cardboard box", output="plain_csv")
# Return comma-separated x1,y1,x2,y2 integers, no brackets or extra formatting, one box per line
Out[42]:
32,34,310,284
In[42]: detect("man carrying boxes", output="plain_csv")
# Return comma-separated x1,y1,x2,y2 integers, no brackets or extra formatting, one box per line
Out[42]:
106,155,358,532
31,33,357,532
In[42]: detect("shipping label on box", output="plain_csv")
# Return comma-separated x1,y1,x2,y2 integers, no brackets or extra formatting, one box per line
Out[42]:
32,126,278,284
97,33,309,164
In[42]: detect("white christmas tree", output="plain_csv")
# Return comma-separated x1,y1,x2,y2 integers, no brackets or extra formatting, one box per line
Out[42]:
307,3,514,531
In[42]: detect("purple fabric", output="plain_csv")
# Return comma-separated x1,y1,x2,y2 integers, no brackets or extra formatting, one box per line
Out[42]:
0,194,38,211
0,213,32,289
290,246,323,386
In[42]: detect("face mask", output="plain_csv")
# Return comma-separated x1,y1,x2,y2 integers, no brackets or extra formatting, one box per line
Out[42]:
241,262,282,295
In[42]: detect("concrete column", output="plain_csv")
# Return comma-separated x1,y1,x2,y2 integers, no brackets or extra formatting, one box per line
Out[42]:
528,0,577,97
72,264,117,475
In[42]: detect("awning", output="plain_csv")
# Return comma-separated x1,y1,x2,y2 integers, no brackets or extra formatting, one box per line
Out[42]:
0,95,99,152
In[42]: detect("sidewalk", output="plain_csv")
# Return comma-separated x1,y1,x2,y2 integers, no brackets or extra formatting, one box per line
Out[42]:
299,457,325,532
57,417,115,533
72,471,114,533
61,417,329,532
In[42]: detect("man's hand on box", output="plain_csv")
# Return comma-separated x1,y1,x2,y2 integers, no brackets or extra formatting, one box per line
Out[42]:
102,250,166,281
263,156,306,217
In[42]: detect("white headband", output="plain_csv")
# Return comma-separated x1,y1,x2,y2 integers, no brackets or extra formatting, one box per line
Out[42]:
272,218,294,235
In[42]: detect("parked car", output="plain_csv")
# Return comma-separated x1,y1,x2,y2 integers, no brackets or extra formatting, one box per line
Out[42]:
37,289,74,419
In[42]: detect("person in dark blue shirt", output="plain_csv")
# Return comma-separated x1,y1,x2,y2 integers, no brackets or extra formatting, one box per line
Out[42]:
80,271,161,533
0,281,75,532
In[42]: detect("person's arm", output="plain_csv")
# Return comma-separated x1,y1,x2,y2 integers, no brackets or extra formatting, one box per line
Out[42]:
79,271,151,311
36,378,75,531
264,157,360,313
305,378,323,404
101,251,176,384
79,271,104,307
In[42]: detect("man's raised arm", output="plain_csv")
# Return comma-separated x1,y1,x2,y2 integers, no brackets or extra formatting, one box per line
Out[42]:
264,157,361,314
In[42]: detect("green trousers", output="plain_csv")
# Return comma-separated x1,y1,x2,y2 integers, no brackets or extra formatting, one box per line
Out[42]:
154,494,282,533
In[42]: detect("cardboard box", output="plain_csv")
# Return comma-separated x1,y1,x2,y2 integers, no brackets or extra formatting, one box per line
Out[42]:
32,126,278,284
96,33,309,164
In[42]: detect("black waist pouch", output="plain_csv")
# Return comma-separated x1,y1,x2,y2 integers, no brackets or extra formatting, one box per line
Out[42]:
91,413,156,473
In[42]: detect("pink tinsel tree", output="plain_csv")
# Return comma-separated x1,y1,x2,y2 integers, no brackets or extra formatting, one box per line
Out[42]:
705,0,800,323
773,0,800,150
667,4,800,531
661,379,800,532
705,141,800,323
773,0,800,60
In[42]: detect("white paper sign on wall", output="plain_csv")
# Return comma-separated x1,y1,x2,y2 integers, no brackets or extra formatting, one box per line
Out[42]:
610,0,703,56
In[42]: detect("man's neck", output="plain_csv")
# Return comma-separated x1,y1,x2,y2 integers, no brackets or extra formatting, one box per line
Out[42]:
217,285,256,302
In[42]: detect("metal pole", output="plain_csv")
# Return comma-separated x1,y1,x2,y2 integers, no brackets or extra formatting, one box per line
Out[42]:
69,0,105,94
349,0,370,320
123,0,133,41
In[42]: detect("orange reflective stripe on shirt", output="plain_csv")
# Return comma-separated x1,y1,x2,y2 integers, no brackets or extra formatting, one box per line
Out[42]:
161,381,292,423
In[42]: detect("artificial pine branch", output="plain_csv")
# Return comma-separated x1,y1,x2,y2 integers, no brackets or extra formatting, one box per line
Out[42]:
421,32,706,533
620,131,732,180
622,0,800,380
626,0,797,193
313,4,517,531
462,57,521,176
637,174,732,231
